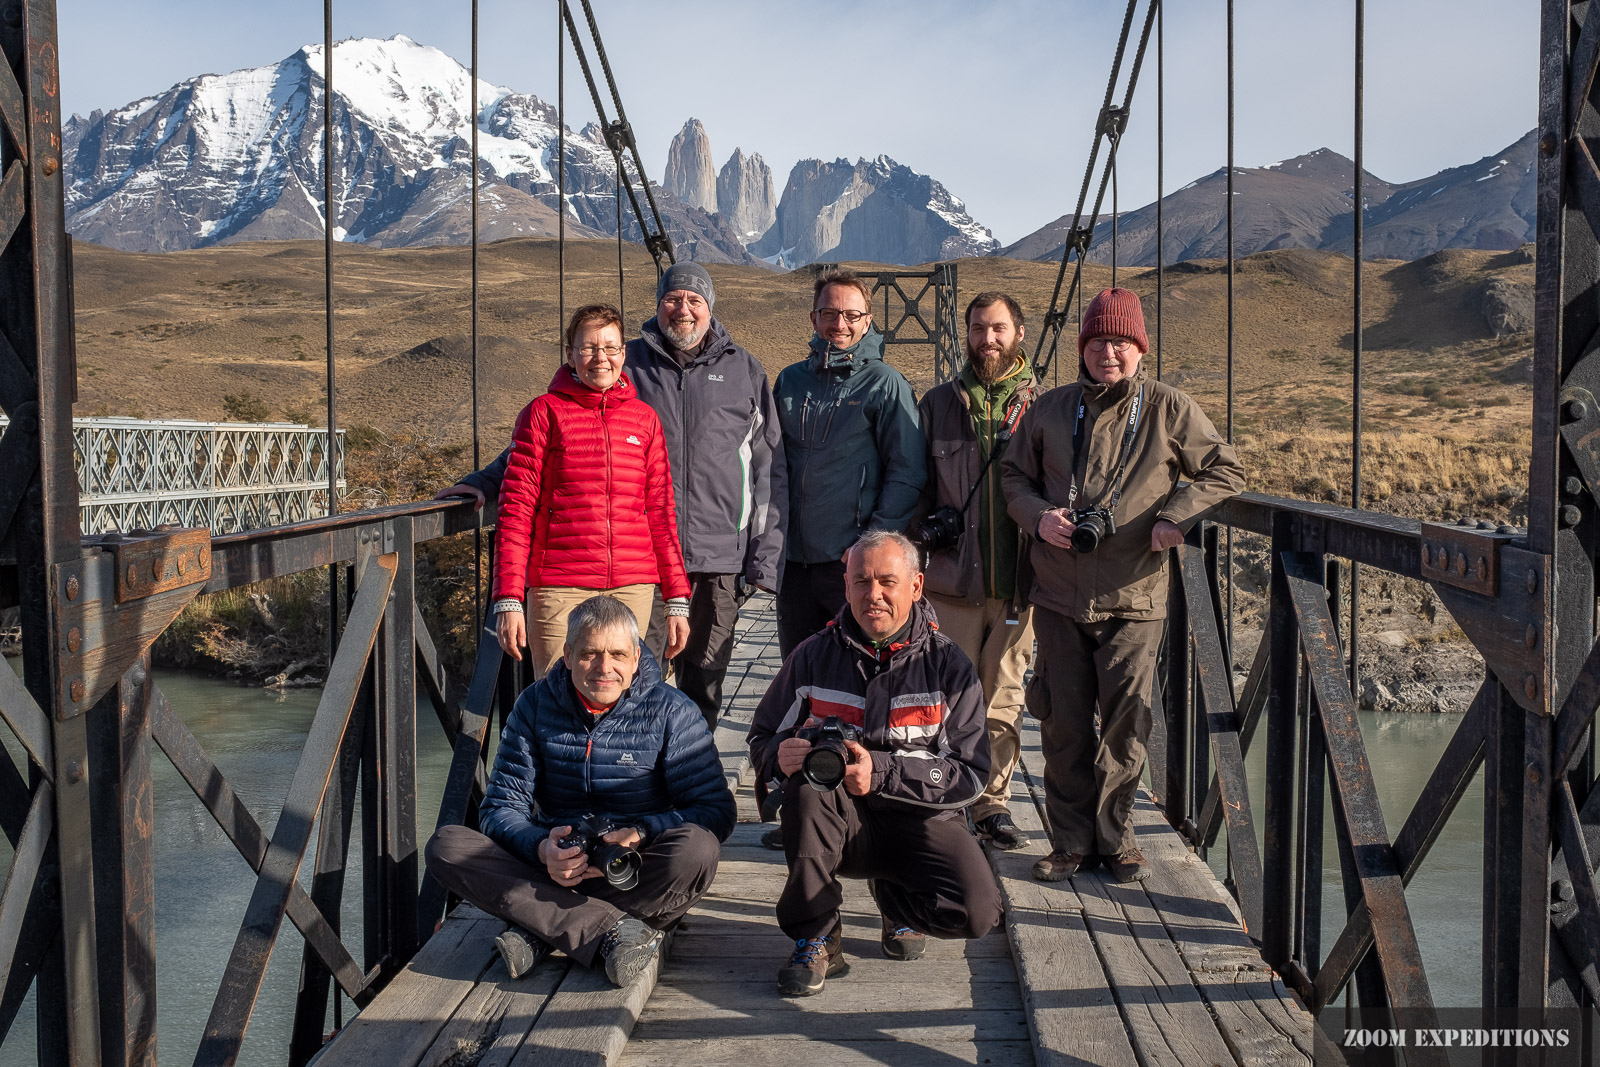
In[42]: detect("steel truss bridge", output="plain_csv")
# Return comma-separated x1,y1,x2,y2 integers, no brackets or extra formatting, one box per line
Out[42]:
0,415,347,535
2,1,1600,1066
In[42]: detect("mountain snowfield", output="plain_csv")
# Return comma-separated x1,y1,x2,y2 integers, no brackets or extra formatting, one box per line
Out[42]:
61,34,995,267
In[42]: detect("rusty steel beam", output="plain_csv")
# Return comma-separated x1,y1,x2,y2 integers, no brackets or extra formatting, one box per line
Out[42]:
1285,557,1443,1045
197,553,396,1066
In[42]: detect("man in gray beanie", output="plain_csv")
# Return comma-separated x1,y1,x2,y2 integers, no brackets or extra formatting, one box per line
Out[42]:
438,262,787,729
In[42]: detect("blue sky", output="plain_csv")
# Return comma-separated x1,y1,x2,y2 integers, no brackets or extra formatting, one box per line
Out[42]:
56,0,1538,245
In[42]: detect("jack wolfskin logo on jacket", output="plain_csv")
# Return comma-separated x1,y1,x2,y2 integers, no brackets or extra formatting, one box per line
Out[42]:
626,435,642,445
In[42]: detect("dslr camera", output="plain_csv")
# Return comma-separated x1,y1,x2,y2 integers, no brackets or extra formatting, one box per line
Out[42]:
794,715,863,792
1068,506,1116,553
916,505,965,553
557,813,643,890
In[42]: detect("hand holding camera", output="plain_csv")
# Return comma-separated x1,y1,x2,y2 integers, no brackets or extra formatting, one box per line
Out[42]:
541,816,644,889
782,716,875,796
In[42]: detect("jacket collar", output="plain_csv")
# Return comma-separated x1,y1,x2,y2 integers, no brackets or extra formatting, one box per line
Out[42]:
827,596,937,661
1076,363,1147,408
959,356,1032,410
808,327,885,374
547,363,638,408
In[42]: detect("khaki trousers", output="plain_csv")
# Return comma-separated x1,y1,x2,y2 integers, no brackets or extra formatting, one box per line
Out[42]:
925,592,1033,822
525,583,657,678
1029,604,1162,856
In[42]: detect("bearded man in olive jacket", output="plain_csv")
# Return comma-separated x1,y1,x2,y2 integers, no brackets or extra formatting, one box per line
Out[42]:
1001,287,1244,884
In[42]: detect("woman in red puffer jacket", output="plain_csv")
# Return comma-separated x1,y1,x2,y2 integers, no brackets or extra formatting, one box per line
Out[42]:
491,304,692,676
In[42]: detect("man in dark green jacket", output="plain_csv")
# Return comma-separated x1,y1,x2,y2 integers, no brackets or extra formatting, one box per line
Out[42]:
773,268,926,657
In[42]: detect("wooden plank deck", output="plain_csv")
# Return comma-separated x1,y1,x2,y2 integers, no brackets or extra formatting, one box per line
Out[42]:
315,597,1315,1066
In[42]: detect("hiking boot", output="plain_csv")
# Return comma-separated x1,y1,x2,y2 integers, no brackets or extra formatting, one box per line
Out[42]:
975,811,1027,851
494,926,550,979
777,925,849,996
761,826,785,851
597,917,663,987
1032,850,1091,882
880,916,927,961
1106,847,1151,883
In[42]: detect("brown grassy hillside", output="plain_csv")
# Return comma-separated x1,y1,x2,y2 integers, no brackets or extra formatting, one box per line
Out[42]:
70,236,1534,524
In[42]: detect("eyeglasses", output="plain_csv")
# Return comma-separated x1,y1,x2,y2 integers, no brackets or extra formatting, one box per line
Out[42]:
816,309,868,324
1085,337,1138,354
576,344,625,358
660,294,705,309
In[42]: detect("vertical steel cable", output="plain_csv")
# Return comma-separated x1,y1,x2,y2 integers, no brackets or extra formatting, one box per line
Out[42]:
617,171,625,324
1110,135,1120,288
471,0,482,623
1155,0,1163,381
557,0,566,335
324,0,340,681
1350,0,1365,690
1224,0,1236,657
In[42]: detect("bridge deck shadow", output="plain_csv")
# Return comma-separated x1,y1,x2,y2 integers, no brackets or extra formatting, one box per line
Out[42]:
314,597,1314,1067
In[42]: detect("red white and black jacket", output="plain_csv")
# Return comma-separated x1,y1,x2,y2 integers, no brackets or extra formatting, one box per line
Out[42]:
747,598,989,816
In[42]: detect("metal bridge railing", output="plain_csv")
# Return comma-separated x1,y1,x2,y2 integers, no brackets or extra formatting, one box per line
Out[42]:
0,415,347,535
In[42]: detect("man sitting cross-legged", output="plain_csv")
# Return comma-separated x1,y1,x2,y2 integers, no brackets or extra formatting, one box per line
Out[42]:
425,595,735,987
747,530,1003,996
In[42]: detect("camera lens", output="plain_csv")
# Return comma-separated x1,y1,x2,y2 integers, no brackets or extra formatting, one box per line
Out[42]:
594,843,642,890
803,744,849,791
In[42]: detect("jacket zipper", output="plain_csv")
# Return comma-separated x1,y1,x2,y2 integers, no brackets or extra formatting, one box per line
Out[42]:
678,367,690,550
603,393,615,588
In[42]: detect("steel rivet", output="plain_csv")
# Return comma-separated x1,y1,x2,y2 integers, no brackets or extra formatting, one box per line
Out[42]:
151,559,163,580
1528,764,1542,784
1526,624,1539,650
1525,674,1539,701
1555,879,1576,903
1563,504,1584,527
1454,552,1468,577
177,557,187,576
69,679,84,702
1568,398,1590,421
1421,544,1432,567
1566,476,1585,496
66,627,80,653
66,759,83,784
1476,556,1488,580
1541,131,1560,157
1528,568,1540,594
65,575,78,601
200,548,209,568
126,564,138,586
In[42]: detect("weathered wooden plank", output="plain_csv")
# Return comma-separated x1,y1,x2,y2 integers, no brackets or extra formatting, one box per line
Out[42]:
1075,870,1241,1067
318,907,505,1066
655,952,1021,985
415,955,568,1067
618,1038,1035,1066
988,762,1137,1067
1195,967,1315,1067
510,947,664,1067
624,1010,1029,1043
666,931,1011,957
639,978,1022,1014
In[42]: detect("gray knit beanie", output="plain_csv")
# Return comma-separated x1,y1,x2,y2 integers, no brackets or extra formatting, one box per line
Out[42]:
656,262,715,310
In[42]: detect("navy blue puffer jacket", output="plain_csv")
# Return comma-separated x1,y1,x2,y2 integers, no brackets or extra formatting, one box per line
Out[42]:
478,645,736,866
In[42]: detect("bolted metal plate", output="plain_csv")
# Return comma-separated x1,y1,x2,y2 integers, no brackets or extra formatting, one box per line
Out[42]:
1418,520,1514,596
112,526,211,603
1432,545,1552,715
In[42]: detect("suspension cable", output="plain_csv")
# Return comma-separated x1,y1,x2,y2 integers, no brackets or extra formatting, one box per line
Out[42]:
1110,128,1121,288
1155,0,1163,381
559,2,675,275
471,0,482,623
323,0,340,720
557,0,565,336
1350,0,1365,690
1225,0,1236,660
1031,0,1158,381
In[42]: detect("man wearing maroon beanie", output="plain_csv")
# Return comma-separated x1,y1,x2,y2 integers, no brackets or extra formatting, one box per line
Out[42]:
1001,287,1243,883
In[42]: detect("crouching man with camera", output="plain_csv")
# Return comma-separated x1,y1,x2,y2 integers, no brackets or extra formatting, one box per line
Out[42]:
424,595,735,987
747,530,1002,997
1001,287,1243,884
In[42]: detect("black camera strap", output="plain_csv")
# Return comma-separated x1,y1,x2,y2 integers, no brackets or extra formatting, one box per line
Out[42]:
955,392,1031,515
1064,383,1145,513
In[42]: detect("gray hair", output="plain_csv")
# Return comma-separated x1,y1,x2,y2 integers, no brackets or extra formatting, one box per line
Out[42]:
847,529,921,575
564,595,642,650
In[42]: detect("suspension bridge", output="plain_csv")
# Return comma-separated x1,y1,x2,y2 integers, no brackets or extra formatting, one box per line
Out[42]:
0,0,1594,1066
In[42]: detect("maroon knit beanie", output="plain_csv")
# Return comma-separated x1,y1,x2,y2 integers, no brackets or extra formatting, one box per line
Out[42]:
1078,287,1149,355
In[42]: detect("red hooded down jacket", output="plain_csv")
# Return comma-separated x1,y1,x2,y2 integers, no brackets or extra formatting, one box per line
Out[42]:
493,365,691,602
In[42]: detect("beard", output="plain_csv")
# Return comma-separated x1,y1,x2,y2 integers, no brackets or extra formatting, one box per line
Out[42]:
660,318,709,351
967,337,1023,384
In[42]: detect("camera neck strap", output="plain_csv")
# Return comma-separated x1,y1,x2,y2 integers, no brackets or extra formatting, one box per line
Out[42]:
1065,383,1145,513
957,392,1032,515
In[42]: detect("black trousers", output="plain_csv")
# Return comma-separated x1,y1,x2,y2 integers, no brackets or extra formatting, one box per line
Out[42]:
424,823,721,966
776,560,847,658
676,573,740,729
775,779,1004,943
